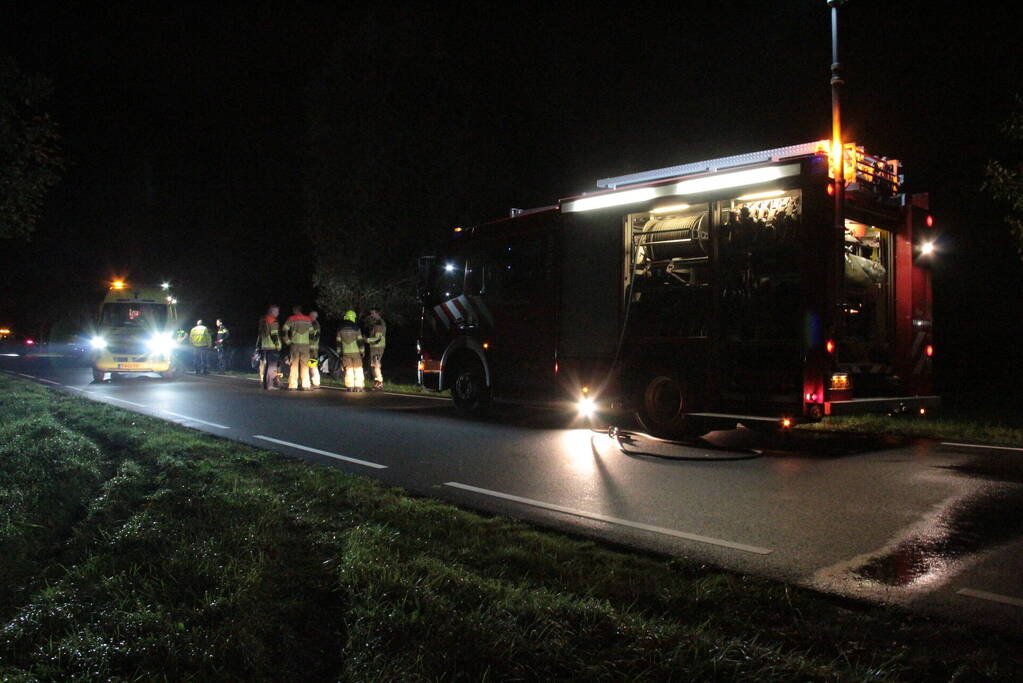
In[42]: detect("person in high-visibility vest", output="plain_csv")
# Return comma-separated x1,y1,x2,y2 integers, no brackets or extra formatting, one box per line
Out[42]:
282,304,313,390
365,307,386,390
308,310,321,389
336,309,365,391
257,305,281,390
214,318,230,371
188,319,212,375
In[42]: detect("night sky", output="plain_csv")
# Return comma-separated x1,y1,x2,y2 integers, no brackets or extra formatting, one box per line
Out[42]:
2,1,1021,399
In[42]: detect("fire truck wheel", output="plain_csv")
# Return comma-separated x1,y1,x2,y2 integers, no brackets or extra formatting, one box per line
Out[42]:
451,359,491,415
637,375,691,437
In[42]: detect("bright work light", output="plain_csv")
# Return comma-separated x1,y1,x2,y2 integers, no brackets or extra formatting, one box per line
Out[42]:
577,396,596,417
90,336,107,349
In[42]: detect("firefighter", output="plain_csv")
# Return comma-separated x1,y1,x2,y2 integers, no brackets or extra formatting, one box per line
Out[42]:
308,310,321,389
365,307,386,390
336,309,365,391
257,304,281,390
214,318,230,371
188,319,212,375
282,304,313,390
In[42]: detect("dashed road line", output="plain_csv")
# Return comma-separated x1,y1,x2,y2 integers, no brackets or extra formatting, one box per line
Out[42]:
252,435,387,469
956,588,1023,608
941,442,1023,453
162,410,230,429
444,482,773,555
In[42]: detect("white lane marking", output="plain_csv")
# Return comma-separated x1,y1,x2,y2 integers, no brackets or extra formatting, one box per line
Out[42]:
444,482,772,555
101,396,149,408
956,588,1023,608
941,442,1023,453
252,435,387,469
162,410,230,429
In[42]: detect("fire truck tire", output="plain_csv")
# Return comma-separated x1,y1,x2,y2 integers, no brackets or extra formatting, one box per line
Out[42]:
92,368,106,383
636,374,692,438
451,358,491,415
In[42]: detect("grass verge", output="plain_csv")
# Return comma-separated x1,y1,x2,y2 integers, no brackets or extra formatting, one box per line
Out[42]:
3,373,1020,680
218,369,449,397
800,412,1023,447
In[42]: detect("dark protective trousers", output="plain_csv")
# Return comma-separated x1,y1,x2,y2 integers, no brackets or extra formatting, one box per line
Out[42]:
260,349,280,389
192,346,210,374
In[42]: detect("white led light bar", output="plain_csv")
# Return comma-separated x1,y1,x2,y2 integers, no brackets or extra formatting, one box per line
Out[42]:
561,187,658,213
562,163,800,214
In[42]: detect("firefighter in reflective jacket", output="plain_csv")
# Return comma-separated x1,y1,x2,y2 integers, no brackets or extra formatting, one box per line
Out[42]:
188,320,212,375
336,309,365,391
282,304,313,390
365,307,386,390
308,310,321,389
257,305,281,390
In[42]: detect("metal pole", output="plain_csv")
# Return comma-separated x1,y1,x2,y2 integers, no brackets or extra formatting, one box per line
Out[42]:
829,0,847,321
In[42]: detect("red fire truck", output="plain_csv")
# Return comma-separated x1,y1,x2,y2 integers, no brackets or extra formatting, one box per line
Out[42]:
417,141,939,435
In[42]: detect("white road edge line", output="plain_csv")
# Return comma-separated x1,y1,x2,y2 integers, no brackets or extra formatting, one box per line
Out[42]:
101,396,149,408
252,435,387,469
956,588,1023,608
162,410,230,429
16,373,35,379
941,442,1023,453
444,482,772,555
37,378,60,386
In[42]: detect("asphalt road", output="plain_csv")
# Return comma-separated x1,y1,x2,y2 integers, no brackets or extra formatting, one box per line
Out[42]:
5,358,1023,632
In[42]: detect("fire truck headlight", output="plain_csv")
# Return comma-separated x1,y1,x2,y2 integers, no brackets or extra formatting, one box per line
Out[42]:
920,241,935,256
147,334,174,356
89,336,107,350
577,396,596,417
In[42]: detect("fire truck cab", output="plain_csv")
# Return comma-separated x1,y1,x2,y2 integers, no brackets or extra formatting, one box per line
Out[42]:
89,281,183,382
417,141,939,435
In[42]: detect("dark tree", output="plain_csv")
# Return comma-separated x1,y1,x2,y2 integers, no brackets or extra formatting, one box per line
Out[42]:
985,97,1023,261
0,57,63,241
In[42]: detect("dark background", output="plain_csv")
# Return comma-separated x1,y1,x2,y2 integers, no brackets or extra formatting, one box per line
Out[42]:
1,1,1020,400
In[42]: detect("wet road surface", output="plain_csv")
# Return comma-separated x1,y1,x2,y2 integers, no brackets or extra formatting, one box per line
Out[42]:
4,359,1023,632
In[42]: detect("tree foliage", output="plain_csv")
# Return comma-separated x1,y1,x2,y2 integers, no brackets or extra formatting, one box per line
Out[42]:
984,96,1023,261
0,57,63,241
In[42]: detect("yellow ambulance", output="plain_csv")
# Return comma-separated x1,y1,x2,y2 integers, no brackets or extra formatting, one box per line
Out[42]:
89,281,183,382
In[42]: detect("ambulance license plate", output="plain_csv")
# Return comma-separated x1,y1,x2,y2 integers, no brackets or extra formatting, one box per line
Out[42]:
117,363,143,369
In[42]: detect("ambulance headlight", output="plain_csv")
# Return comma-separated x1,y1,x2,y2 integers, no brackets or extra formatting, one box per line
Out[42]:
89,336,107,349
147,334,174,355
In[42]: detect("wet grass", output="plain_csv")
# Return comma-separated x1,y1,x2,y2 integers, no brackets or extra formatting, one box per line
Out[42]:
800,411,1023,447
1,374,1021,680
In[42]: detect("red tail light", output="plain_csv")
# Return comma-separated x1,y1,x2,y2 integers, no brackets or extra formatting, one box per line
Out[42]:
926,215,934,228
925,344,933,357
825,339,835,354
25,339,34,345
